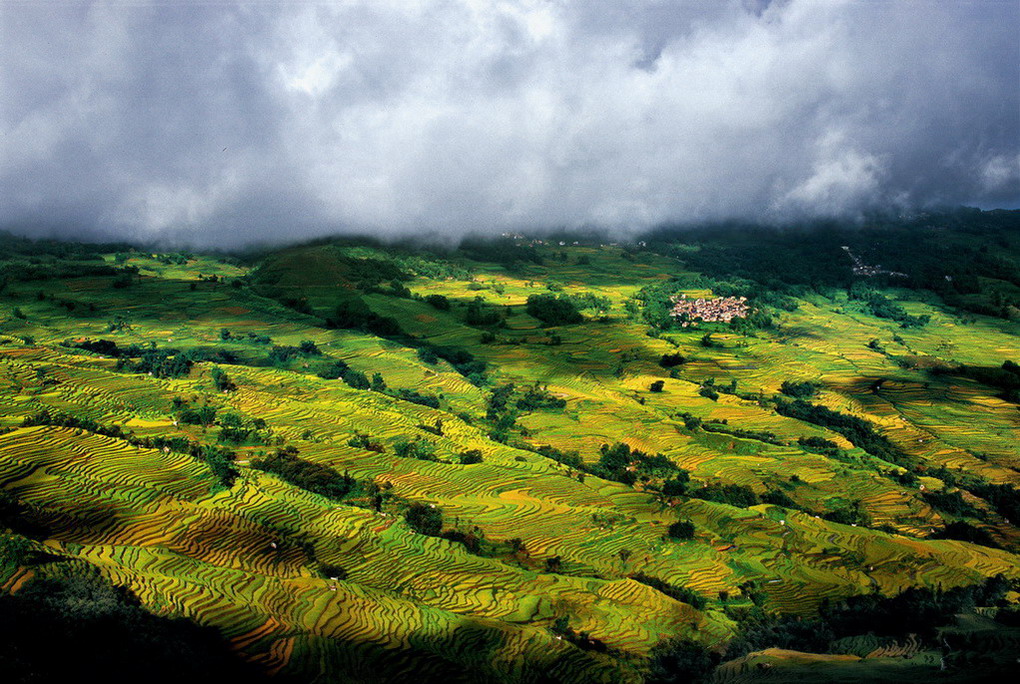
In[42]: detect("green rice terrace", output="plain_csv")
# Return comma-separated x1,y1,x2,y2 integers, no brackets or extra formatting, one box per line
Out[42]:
1,209,1019,683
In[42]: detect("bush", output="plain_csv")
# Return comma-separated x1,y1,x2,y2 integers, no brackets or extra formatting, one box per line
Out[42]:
465,297,502,326
761,489,797,508
251,449,354,501
179,405,218,426
210,367,236,392
317,359,369,389
459,449,483,465
661,475,690,497
934,521,999,548
298,340,322,355
341,368,370,389
689,483,758,508
630,572,706,610
647,638,718,684
780,380,817,399
397,389,440,409
774,399,911,468
393,437,438,461
515,384,566,411
649,380,665,392
405,503,443,536
666,520,695,540
326,298,402,337
348,433,385,453
698,386,719,401
658,353,686,368
525,294,583,326
425,294,450,310
922,489,977,517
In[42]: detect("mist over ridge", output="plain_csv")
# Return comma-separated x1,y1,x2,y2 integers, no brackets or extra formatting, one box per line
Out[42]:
1,0,1018,248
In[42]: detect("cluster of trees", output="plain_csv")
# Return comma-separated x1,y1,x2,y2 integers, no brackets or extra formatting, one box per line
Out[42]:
514,383,566,411
967,480,1020,524
0,258,126,284
457,237,542,269
720,574,1014,668
698,420,784,446
424,294,450,310
658,353,687,368
651,457,868,526
624,570,705,611
326,297,402,337
414,343,488,386
392,437,438,461
532,444,583,470
0,230,133,262
348,432,385,453
0,490,50,540
687,483,759,508
665,520,696,541
317,359,370,389
772,399,911,469
22,409,239,488
796,436,842,457
404,502,443,536
458,449,483,465
647,638,719,684
779,380,817,399
64,339,249,380
251,447,355,501
396,388,440,409
119,349,194,379
464,296,505,326
525,294,584,326
64,338,194,379
937,360,1020,403
848,283,929,328
266,340,322,365
210,367,236,392
175,399,218,427
219,329,272,346
216,411,272,445
483,383,566,443
566,291,612,316
589,442,680,485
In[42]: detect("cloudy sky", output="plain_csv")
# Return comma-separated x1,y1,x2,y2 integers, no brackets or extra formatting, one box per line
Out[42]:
1,0,1017,246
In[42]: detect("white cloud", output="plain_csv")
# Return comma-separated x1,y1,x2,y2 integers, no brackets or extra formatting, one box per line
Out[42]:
0,0,1016,245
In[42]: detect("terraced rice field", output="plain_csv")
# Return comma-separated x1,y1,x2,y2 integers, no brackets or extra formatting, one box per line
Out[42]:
1,239,1018,681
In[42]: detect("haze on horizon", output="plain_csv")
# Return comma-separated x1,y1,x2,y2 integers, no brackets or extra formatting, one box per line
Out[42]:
1,0,1018,248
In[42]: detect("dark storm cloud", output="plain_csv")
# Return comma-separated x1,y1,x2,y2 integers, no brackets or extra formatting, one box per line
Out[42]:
1,0,1017,246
